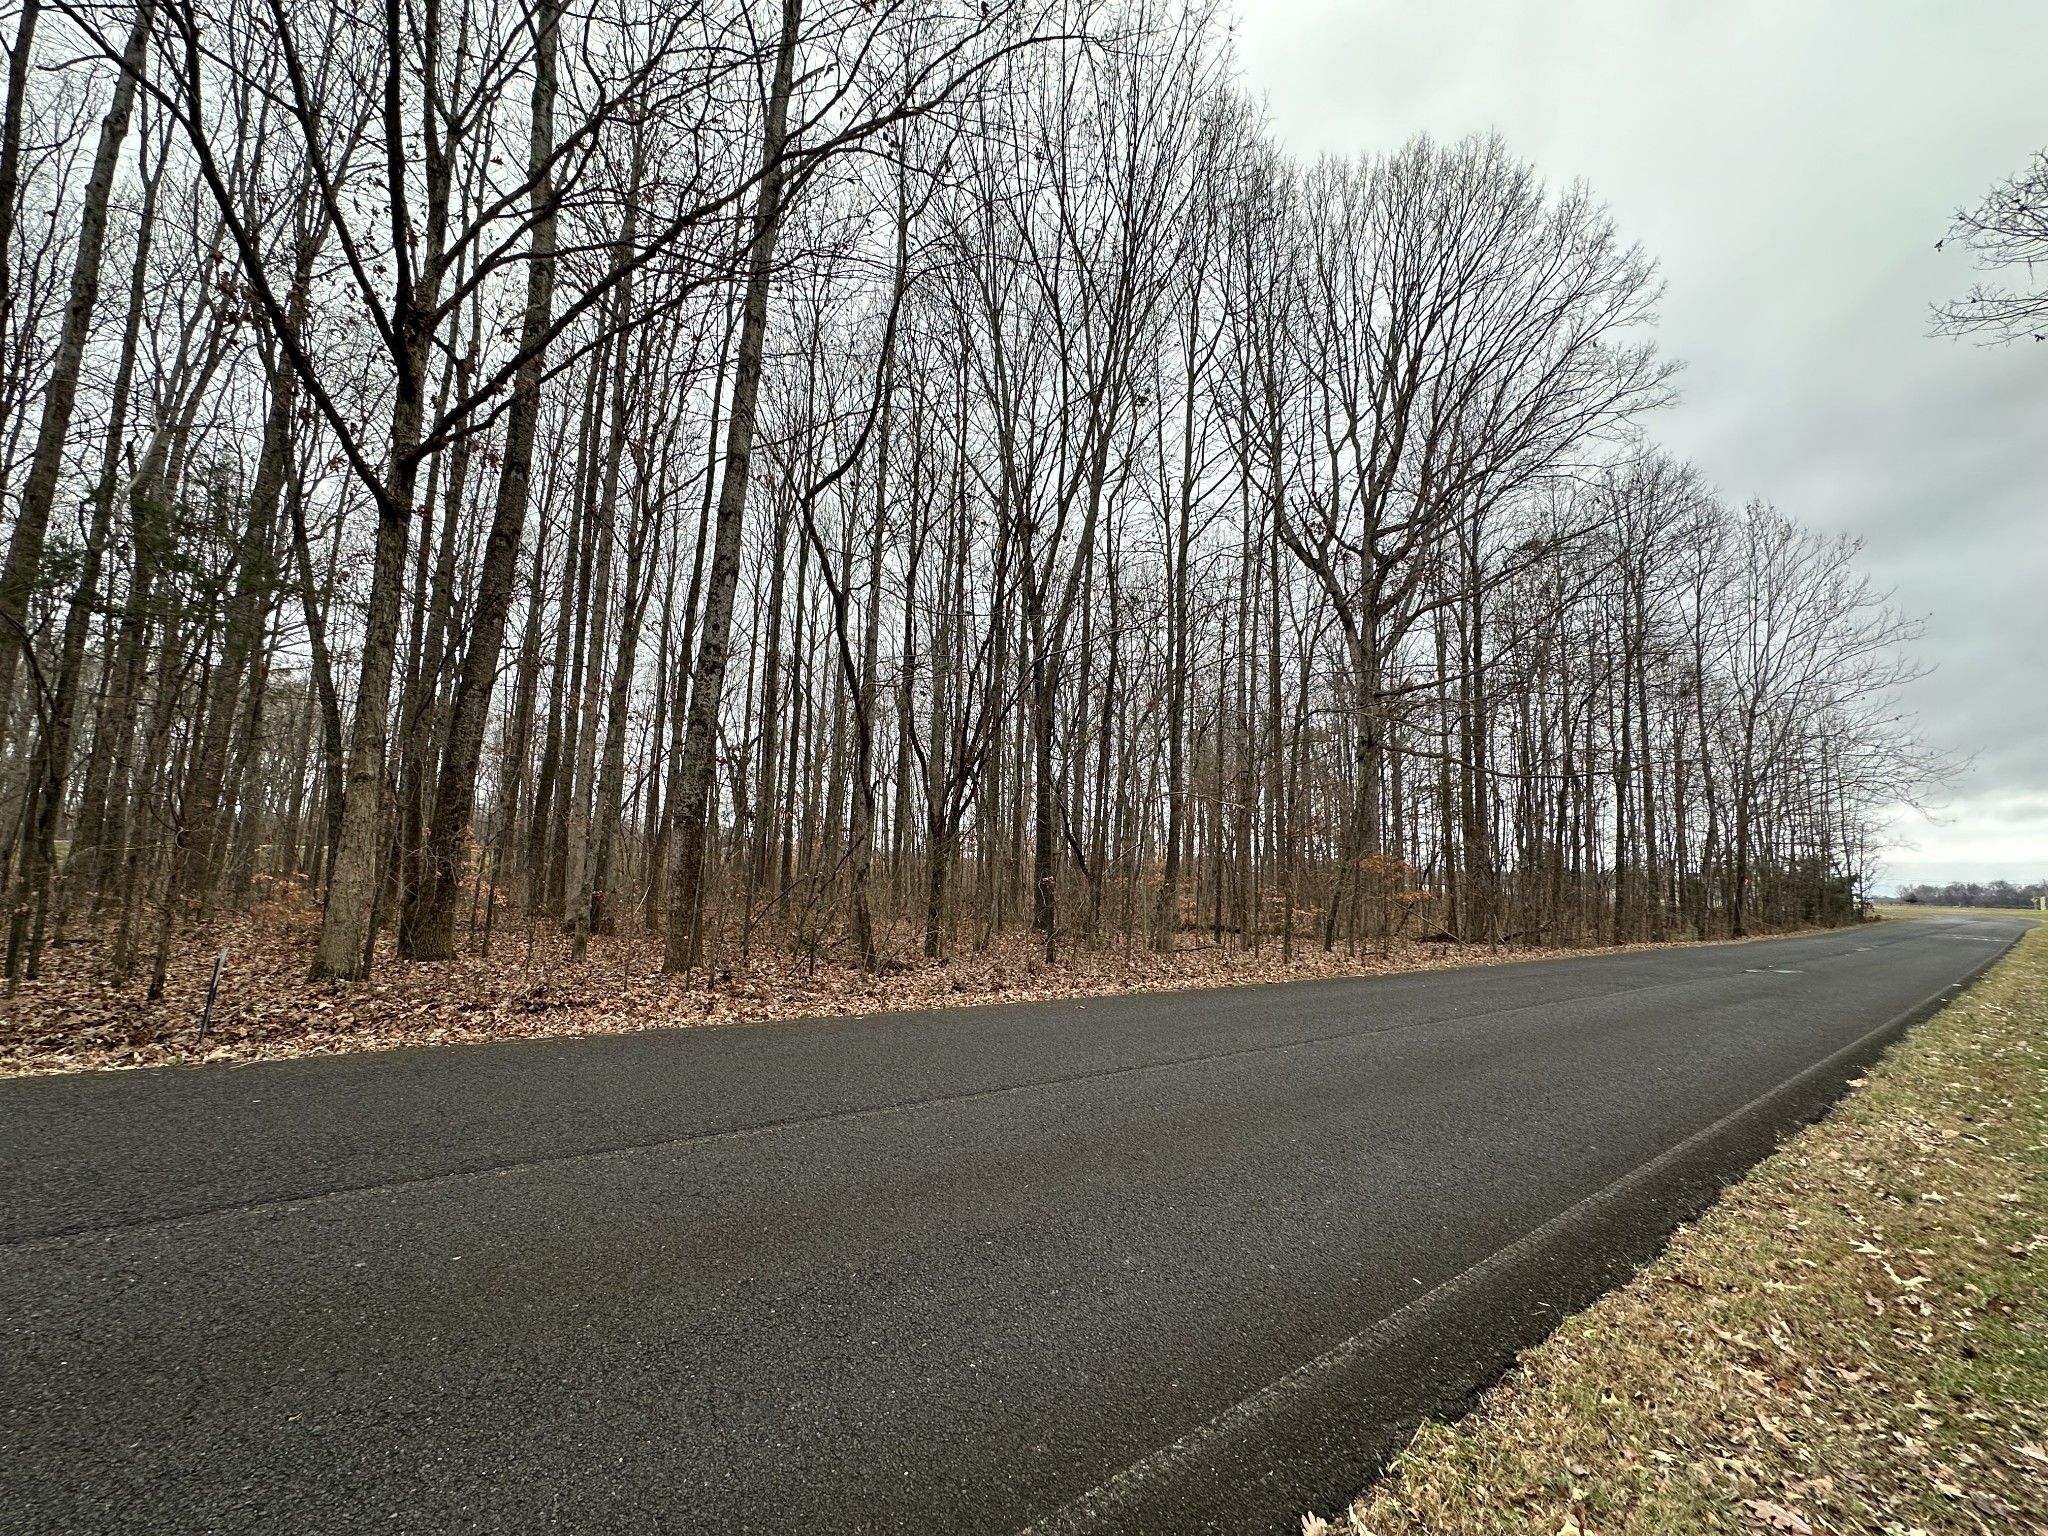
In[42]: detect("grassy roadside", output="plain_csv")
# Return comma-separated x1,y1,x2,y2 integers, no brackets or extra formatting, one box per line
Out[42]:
1322,915,2048,1536
1875,902,2046,922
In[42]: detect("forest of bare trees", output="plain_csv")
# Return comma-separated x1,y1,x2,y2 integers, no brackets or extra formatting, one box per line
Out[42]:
0,0,1940,1016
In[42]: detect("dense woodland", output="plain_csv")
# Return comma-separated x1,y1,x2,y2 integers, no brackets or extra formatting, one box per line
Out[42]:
0,0,1940,1005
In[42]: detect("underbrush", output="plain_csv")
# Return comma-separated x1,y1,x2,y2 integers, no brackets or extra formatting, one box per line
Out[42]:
0,887,1734,1076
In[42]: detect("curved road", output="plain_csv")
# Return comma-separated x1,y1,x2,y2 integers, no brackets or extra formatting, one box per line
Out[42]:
0,914,2028,1533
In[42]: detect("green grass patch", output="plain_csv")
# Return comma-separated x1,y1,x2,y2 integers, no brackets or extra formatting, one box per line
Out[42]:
1323,921,2048,1536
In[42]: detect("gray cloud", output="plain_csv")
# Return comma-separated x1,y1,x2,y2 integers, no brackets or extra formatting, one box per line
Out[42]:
1237,0,2048,879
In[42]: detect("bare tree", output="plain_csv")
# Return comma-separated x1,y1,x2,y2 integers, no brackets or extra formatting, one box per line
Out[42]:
1934,149,2048,344
0,0,1941,1022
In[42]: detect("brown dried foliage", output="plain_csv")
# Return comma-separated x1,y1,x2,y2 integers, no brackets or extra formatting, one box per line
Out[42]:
1335,917,2048,1536
0,884,1710,1077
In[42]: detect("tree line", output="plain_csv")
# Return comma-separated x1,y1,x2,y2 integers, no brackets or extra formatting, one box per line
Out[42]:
1895,882,2046,910
0,0,1939,998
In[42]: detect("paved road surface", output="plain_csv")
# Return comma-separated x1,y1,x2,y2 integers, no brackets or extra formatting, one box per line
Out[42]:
1,915,2028,1534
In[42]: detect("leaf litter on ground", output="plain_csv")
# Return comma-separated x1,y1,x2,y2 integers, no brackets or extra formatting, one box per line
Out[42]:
1330,916,2048,1536
1,881,1751,1077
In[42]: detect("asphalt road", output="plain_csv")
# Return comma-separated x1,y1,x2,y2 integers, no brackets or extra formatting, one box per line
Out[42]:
0,914,2028,1535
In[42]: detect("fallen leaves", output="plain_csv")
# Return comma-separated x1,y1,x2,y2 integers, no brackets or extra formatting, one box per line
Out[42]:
1738,1499,1812,1533
0,888,1745,1078
1326,916,2048,1536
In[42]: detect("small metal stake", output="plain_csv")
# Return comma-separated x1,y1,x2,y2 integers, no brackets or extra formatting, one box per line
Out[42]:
198,947,229,1045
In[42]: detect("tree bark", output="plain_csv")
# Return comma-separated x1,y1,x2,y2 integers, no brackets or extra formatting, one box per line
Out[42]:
663,0,801,973
0,0,150,738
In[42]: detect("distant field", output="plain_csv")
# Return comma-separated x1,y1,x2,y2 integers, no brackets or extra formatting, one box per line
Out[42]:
1874,902,2044,921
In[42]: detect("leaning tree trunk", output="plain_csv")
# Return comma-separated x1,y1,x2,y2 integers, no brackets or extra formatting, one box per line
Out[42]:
0,0,43,401
170,243,311,926
663,0,801,974
404,0,560,962
0,0,149,743
2,115,158,978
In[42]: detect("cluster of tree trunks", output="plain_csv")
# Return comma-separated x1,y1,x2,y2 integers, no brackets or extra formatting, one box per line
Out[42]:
0,0,1936,997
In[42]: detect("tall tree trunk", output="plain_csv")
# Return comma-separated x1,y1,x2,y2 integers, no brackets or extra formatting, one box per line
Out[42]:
398,0,560,962
663,0,800,973
0,0,43,401
5,115,159,973
583,357,655,957
0,0,150,738
167,242,311,929
392,309,475,953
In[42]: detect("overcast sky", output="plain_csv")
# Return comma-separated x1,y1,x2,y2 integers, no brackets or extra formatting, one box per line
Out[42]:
1234,1,2048,890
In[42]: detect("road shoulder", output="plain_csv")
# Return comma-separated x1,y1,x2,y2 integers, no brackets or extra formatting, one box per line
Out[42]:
1321,917,2048,1536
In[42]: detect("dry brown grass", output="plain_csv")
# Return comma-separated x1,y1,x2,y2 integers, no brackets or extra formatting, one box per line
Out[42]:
1325,918,2048,1536
0,884,1749,1077
1877,903,2045,921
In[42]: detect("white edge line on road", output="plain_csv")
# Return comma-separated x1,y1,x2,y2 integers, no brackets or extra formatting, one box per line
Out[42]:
1015,948,2010,1536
